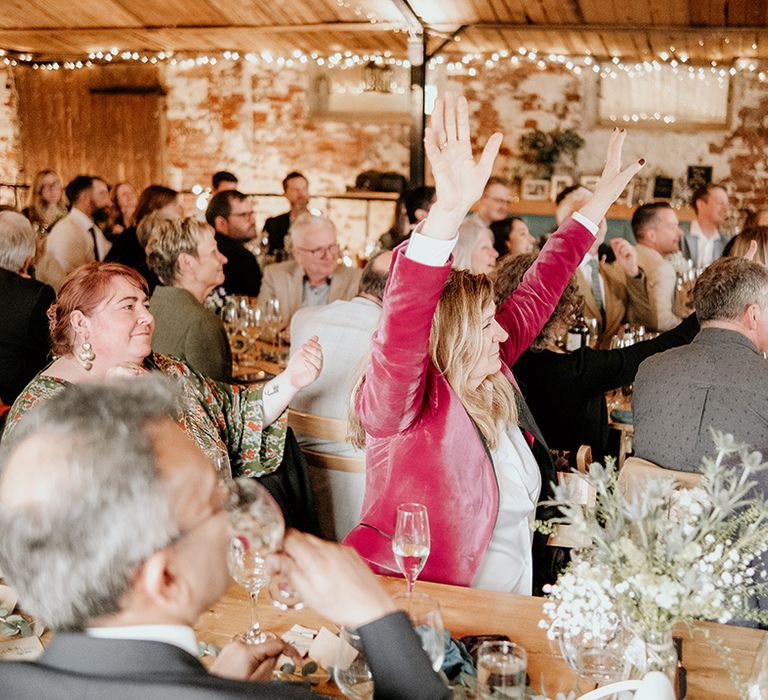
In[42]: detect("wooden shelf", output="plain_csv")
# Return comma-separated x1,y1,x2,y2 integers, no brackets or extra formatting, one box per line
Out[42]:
510,200,696,221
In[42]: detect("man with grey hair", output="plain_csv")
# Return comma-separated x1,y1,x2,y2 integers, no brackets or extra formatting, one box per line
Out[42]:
0,378,448,698
289,250,392,540
634,256,768,471
259,213,361,324
0,210,55,408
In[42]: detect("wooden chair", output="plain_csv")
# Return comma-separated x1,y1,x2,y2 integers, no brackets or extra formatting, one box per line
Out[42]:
618,455,701,497
547,445,596,549
287,409,365,542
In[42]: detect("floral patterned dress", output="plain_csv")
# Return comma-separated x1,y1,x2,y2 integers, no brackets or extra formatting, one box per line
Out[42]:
2,353,287,478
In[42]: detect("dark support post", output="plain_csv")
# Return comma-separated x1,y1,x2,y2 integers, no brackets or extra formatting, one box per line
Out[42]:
408,33,427,187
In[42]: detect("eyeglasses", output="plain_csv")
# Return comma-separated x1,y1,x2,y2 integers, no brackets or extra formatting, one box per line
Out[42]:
295,243,340,259
169,477,252,548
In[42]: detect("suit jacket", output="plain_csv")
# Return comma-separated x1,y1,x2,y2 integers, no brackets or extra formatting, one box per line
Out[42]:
0,269,55,405
2,613,449,699
344,218,594,589
635,244,686,331
263,212,291,255
37,209,112,291
680,221,729,269
513,313,699,460
634,327,768,472
289,296,381,540
259,261,362,323
150,285,232,382
216,233,263,297
575,258,652,348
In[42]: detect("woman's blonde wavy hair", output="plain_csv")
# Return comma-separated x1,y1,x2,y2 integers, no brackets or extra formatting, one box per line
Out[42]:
349,268,518,450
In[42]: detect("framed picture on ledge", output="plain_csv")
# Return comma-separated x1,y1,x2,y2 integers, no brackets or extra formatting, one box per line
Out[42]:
521,178,551,201
550,175,573,202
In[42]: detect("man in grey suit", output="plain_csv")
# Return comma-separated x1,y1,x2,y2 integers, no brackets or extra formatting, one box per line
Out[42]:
634,256,768,472
289,251,391,540
259,214,362,325
0,378,448,699
681,183,731,270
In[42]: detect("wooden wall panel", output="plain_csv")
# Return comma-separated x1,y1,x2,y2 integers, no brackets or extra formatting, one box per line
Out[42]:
14,64,165,190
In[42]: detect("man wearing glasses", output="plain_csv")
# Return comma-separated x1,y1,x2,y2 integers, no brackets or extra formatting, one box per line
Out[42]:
206,190,263,297
0,378,448,699
259,214,362,324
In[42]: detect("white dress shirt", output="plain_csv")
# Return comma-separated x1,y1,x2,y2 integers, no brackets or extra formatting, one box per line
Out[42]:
688,219,718,269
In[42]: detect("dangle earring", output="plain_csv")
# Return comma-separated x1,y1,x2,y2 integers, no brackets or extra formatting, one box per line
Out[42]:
77,342,96,371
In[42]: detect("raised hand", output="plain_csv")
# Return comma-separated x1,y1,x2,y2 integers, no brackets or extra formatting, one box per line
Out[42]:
421,93,502,239
285,335,322,390
579,129,645,226
610,237,639,277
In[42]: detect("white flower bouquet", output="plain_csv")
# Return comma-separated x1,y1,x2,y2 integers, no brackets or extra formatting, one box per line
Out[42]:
539,431,768,686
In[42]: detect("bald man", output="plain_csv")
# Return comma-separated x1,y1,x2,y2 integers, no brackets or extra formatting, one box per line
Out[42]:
288,251,392,540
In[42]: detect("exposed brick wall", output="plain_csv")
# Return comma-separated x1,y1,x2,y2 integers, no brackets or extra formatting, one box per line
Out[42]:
3,58,767,249
438,62,768,214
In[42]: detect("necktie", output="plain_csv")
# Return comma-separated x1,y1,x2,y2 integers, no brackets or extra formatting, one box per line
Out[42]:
588,256,604,313
89,226,101,262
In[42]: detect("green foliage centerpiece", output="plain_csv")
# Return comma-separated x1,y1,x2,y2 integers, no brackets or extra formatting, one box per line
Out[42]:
539,431,768,691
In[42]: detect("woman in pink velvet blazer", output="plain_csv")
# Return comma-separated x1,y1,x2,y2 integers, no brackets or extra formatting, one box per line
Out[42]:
345,94,645,590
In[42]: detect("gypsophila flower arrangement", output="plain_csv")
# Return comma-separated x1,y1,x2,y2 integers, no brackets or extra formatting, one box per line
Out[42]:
539,430,768,685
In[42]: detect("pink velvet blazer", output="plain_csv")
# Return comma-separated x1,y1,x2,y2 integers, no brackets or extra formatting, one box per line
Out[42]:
344,217,595,586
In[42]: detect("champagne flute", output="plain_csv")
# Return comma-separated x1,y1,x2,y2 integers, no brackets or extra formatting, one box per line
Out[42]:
263,298,283,362
392,502,430,593
227,535,270,644
392,592,445,672
226,478,304,611
334,627,374,699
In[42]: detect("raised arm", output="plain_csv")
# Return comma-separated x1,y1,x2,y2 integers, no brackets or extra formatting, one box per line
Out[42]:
498,130,645,365
357,94,502,437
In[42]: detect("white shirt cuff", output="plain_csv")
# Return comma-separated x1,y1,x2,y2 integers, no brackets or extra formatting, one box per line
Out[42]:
405,226,458,266
573,211,599,236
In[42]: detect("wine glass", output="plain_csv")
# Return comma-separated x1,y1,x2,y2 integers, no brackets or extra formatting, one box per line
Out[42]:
262,298,283,362
392,502,430,593
226,477,303,611
392,592,445,672
227,535,270,644
334,627,374,699
747,635,768,699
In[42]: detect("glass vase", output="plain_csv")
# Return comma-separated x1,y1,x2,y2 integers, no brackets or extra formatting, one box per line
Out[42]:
625,626,677,684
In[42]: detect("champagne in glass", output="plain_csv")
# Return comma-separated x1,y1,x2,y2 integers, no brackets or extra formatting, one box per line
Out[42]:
227,535,270,644
392,502,430,592
227,478,304,611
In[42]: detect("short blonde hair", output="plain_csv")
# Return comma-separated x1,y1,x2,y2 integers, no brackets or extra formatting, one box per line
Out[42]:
453,216,492,272
145,217,212,285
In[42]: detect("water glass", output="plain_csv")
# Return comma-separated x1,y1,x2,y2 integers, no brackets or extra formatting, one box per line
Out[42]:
392,592,445,672
477,641,527,699
334,627,374,699
392,502,430,592
747,635,768,699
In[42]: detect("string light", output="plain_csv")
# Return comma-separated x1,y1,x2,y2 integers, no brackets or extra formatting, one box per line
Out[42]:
0,45,762,85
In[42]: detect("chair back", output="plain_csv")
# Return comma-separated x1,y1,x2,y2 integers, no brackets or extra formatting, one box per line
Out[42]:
287,409,365,542
286,409,365,473
618,456,701,497
548,444,595,549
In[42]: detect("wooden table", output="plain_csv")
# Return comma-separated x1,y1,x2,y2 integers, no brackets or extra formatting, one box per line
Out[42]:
195,576,765,699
